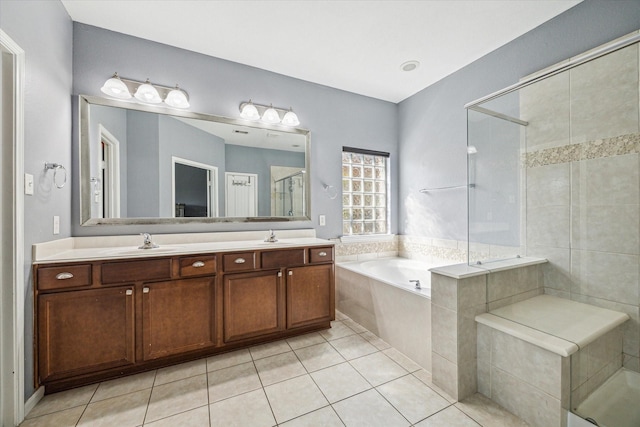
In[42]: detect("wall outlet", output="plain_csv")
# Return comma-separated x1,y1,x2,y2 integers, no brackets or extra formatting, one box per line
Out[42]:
53,216,60,235
25,173,34,195
319,214,326,226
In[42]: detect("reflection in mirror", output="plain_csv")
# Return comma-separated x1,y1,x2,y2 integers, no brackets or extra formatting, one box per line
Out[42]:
79,95,310,225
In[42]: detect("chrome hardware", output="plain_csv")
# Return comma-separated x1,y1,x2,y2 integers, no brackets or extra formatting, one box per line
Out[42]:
55,272,74,280
126,289,133,296
318,251,327,257
409,279,421,290
288,271,293,276
278,272,282,277
264,229,278,243
234,258,246,264
192,261,205,268
139,232,159,249
143,287,150,293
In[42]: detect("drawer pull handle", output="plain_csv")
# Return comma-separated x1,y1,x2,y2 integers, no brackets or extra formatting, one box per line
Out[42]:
288,271,293,276
278,272,282,277
126,289,133,296
192,261,205,268
143,287,150,293
55,272,74,280
318,251,327,257
234,258,246,264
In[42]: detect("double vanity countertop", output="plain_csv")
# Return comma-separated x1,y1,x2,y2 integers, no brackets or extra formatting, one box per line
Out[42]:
33,229,332,264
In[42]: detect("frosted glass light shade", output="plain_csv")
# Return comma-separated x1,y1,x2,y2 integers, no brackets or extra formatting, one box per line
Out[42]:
101,75,131,99
240,103,260,121
165,88,190,109
134,81,162,104
281,110,300,127
261,106,281,124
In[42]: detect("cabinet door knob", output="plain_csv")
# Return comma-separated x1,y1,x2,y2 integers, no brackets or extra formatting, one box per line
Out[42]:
143,287,150,293
288,271,293,276
192,261,205,268
318,251,327,257
55,272,74,280
277,271,282,277
234,258,246,264
126,289,133,296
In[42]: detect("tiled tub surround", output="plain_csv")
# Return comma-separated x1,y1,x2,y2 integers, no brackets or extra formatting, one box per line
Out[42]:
336,258,432,371
520,34,640,374
476,295,629,427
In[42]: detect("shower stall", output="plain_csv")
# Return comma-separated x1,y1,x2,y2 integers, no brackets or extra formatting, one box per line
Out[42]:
466,30,640,427
273,170,306,217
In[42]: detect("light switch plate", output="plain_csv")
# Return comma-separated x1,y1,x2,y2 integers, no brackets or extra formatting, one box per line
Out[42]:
53,216,60,235
319,215,326,226
25,173,34,195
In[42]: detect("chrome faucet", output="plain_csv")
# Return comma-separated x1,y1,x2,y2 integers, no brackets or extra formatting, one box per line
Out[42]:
264,229,278,243
139,233,159,249
410,279,421,290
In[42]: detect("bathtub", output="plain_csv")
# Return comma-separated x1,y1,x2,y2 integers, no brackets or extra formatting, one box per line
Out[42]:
336,257,448,371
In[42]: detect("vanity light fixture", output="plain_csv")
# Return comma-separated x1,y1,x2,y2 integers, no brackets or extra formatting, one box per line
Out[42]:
239,101,301,127
100,73,190,109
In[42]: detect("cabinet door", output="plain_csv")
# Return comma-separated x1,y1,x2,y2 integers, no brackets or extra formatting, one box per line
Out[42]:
224,270,284,342
286,264,334,329
142,277,216,360
38,287,135,382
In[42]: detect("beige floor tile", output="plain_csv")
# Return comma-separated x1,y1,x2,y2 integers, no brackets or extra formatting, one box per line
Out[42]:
286,332,327,350
20,406,85,427
310,362,371,403
332,389,410,427
206,348,252,372
279,406,345,426
350,352,407,386
377,375,450,424
26,384,98,419
209,389,275,427
145,374,208,423
382,348,422,372
413,369,457,403
264,375,329,424
359,331,392,350
207,361,262,402
254,351,306,386
341,318,368,333
454,393,529,427
330,335,378,360
91,370,156,402
154,358,206,386
77,389,150,427
415,406,480,426
320,322,357,341
250,340,292,360
334,310,349,321
295,342,346,372
143,405,210,427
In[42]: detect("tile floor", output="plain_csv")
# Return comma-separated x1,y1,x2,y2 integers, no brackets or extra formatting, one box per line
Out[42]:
21,311,529,426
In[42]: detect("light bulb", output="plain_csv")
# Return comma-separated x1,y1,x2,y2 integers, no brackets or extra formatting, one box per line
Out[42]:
100,73,131,99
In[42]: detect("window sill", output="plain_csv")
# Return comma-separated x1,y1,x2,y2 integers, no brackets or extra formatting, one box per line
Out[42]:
340,234,395,243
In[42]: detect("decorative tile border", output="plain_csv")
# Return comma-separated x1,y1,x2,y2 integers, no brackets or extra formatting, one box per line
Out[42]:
398,235,466,263
525,132,640,168
333,237,398,259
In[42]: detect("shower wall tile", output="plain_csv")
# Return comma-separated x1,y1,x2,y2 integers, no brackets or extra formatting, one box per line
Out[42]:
570,44,640,143
624,354,640,372
476,324,491,397
526,246,571,292
521,72,571,151
486,264,541,302
432,275,486,312
526,205,570,248
431,304,457,363
571,154,640,206
571,204,639,255
432,352,458,399
487,288,543,311
526,163,570,208
570,250,639,305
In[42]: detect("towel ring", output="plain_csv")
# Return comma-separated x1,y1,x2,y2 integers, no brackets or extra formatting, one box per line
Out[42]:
44,162,67,189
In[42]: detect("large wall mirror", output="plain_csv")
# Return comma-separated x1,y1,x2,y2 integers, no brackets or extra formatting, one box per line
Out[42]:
79,95,311,225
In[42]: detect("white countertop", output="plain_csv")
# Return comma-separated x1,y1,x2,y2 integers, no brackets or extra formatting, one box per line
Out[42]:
33,229,333,264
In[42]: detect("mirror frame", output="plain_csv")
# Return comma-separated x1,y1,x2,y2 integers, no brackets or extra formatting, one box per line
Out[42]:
79,95,311,226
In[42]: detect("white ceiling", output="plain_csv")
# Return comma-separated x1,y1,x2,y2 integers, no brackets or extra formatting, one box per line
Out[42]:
61,0,582,103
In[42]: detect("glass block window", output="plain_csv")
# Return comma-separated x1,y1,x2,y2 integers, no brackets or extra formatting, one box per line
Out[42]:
342,147,389,235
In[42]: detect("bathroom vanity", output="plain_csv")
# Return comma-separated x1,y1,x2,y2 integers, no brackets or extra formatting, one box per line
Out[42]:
32,230,334,393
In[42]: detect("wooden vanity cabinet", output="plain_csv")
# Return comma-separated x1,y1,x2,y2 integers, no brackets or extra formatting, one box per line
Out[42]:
286,264,334,329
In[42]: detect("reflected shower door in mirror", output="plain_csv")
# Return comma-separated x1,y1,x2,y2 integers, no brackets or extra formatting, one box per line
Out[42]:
79,95,310,225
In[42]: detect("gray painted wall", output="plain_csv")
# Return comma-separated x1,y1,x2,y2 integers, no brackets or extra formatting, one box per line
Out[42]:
71,22,399,238
0,0,73,400
127,111,160,217
398,0,640,242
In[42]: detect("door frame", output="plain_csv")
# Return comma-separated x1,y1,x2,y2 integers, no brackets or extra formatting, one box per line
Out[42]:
98,124,121,218
0,29,25,425
171,156,218,217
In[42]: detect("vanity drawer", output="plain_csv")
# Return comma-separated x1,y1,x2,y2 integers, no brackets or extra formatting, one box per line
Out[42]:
223,252,257,272
261,249,306,269
179,255,217,277
309,247,333,264
102,259,171,284
37,264,92,291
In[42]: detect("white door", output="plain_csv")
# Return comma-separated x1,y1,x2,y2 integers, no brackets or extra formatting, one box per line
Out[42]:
225,172,258,217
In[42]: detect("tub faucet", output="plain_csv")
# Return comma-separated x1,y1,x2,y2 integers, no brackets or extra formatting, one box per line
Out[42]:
410,279,421,290
264,229,278,243
139,233,159,249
